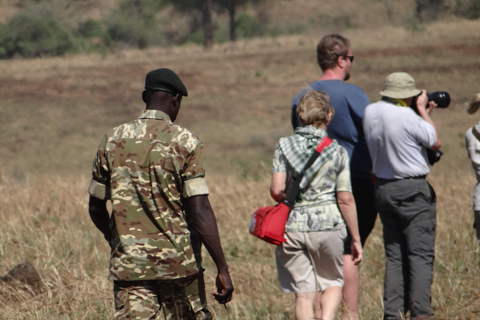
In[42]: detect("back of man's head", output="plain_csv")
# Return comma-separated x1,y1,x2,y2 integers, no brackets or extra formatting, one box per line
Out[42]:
144,68,188,97
316,34,350,71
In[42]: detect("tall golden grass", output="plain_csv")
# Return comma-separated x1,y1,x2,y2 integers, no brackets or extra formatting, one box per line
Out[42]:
1,16,480,319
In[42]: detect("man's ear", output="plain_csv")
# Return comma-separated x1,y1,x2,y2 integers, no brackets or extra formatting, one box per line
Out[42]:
172,94,182,108
337,56,346,69
142,90,147,104
171,95,178,110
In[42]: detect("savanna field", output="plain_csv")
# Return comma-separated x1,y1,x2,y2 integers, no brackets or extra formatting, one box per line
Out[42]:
1,0,480,319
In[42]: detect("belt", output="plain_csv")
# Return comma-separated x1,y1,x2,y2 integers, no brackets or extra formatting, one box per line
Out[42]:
114,270,202,288
376,175,426,182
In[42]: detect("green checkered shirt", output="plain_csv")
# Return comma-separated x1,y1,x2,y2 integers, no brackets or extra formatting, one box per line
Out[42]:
273,125,352,232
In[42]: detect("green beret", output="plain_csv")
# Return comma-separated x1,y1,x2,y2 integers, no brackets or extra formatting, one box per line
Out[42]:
144,68,188,97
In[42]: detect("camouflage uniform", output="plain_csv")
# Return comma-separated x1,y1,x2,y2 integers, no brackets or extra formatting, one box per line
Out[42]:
89,109,211,319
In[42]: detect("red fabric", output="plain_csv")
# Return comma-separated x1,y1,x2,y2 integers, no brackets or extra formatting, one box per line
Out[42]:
249,137,333,245
315,136,333,153
249,202,290,245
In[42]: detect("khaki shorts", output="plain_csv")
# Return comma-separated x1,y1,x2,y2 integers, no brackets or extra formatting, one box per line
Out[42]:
275,228,347,293
113,275,212,320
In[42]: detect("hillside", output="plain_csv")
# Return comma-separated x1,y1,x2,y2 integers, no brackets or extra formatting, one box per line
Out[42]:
0,0,442,32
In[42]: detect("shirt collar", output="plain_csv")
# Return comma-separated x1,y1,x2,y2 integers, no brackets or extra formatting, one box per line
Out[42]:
294,125,328,140
138,109,172,122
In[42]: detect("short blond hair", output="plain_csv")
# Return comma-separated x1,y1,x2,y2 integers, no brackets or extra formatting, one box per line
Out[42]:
296,89,334,127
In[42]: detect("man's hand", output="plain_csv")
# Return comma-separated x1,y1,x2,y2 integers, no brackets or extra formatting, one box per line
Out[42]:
211,270,234,305
415,89,442,150
416,90,437,114
415,90,429,113
186,195,234,304
350,240,363,266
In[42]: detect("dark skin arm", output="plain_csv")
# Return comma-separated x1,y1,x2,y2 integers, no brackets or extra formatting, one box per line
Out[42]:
185,195,234,304
88,196,112,242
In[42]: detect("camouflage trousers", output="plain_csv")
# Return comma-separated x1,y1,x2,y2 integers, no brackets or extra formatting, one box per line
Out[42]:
113,273,212,320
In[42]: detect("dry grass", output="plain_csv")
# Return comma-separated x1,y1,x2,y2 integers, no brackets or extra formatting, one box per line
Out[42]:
1,10,480,320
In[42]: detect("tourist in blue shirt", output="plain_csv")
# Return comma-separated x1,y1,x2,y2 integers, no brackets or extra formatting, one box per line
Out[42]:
290,34,375,320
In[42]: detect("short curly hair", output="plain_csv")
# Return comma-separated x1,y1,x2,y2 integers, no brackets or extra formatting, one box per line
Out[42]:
296,89,334,127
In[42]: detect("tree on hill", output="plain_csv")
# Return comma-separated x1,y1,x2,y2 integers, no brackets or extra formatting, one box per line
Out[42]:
105,0,166,48
414,0,444,22
167,0,214,48
215,0,265,42
167,0,266,46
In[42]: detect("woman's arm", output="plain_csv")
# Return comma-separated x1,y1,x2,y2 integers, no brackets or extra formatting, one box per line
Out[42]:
337,191,363,265
270,172,287,202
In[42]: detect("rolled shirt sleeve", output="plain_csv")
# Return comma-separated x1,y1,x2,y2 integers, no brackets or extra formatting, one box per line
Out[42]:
183,178,209,197
89,135,111,200
335,147,352,193
181,140,209,198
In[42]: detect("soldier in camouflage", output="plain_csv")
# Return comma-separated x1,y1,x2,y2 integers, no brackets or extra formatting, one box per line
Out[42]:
88,68,234,319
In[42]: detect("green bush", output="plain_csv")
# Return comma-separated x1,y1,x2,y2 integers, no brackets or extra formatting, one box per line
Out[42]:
104,0,165,49
184,29,204,45
77,19,106,39
105,19,159,49
76,19,112,53
235,12,263,39
0,13,76,58
0,23,12,58
455,0,480,19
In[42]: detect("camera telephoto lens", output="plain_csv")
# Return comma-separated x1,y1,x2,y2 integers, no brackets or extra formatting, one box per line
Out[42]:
427,91,450,108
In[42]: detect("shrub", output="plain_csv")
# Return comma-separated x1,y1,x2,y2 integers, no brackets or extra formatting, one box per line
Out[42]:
77,19,106,39
103,0,165,49
105,19,157,49
184,29,204,45
0,23,12,58
455,0,480,19
235,12,263,39
1,13,76,58
76,19,112,53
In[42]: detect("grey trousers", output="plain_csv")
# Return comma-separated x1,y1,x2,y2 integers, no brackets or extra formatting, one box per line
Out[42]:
375,177,436,320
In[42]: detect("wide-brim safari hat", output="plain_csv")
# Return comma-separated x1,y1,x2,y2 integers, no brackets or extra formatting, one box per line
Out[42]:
380,72,421,99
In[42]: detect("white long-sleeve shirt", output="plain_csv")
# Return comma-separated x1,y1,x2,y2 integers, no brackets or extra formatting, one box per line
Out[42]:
465,122,480,211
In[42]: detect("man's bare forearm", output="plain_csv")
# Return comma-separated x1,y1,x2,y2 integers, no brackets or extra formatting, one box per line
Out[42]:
186,195,229,272
88,196,111,241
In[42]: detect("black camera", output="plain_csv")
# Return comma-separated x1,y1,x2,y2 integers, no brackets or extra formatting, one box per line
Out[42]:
427,149,443,166
427,91,450,109
424,91,450,165
411,91,451,112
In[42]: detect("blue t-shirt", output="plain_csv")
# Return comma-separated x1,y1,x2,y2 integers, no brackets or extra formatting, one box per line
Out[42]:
291,80,371,178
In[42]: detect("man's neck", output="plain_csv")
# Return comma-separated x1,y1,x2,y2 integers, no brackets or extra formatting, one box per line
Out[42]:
318,69,344,81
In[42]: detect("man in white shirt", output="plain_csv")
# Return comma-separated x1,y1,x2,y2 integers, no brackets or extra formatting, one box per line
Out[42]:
363,72,441,320
465,92,480,247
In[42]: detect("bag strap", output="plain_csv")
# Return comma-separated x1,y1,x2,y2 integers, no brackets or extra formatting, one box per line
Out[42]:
283,136,333,207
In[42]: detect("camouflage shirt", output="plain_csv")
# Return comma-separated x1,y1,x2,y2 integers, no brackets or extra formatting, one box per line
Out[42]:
89,109,209,281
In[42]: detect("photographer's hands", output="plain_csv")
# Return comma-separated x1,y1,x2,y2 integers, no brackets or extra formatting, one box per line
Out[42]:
416,90,442,150
416,90,437,114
